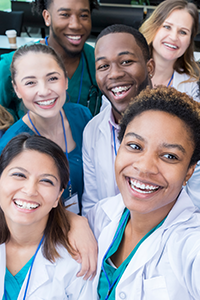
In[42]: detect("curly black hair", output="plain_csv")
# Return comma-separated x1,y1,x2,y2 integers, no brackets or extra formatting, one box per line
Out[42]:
32,0,99,14
118,86,200,167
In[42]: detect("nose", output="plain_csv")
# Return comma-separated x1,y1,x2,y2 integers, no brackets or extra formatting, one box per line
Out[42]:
68,15,82,30
108,64,125,80
133,152,159,176
169,28,178,41
22,179,38,197
37,81,51,97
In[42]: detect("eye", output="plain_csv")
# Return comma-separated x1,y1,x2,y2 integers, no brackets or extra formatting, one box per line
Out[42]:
121,60,134,66
128,143,141,150
59,13,70,18
80,13,90,19
163,25,170,30
11,172,26,178
49,76,59,82
163,153,178,160
96,64,109,71
40,178,54,186
180,30,187,35
25,81,35,86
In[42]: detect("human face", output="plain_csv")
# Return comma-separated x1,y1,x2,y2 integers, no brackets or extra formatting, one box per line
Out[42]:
95,33,154,123
0,150,63,230
152,9,193,64
43,0,91,57
13,52,68,119
115,110,196,218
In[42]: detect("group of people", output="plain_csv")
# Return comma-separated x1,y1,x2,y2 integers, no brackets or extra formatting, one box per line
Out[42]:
0,0,200,298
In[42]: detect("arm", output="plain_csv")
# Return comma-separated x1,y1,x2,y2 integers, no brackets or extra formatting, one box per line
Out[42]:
65,210,98,280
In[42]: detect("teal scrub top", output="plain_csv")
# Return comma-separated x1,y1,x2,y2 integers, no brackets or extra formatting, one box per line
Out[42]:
0,102,92,209
98,209,166,300
3,257,33,300
0,42,101,121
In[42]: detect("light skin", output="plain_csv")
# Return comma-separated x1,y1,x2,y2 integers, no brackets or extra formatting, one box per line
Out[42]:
42,0,92,78
113,110,196,267
95,32,155,123
13,52,76,153
152,9,193,87
0,150,63,275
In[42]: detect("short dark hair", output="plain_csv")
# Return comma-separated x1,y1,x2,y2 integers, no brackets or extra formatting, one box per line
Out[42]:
96,24,150,62
118,86,200,167
11,43,67,84
0,134,73,262
32,0,99,14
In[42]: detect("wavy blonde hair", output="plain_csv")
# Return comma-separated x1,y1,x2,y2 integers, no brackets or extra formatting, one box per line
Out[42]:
139,0,200,80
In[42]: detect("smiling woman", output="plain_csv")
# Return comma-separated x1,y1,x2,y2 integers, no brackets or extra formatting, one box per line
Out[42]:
87,86,200,299
0,134,92,299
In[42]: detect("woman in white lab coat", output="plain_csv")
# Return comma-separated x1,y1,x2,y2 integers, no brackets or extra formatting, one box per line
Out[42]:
87,86,200,299
0,134,92,299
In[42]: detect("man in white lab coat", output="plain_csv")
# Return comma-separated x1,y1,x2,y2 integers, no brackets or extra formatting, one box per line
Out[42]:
82,25,155,215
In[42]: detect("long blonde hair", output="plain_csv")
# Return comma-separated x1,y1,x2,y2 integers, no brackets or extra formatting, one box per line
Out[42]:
139,0,200,79
0,105,14,131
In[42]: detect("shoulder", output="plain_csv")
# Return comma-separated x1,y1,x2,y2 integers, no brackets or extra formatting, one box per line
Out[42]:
0,51,15,66
0,119,33,153
63,102,92,124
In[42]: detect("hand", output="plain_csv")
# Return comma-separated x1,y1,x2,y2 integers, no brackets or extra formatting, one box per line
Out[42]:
66,211,98,280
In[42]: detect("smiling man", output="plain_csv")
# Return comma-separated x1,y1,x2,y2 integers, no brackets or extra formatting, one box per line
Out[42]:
82,24,155,216
0,0,101,120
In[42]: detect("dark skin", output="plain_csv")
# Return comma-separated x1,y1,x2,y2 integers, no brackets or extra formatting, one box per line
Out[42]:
41,0,92,78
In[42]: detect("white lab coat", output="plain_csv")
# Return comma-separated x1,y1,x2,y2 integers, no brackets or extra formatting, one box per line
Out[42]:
87,189,200,300
173,71,200,102
0,244,92,299
82,98,119,216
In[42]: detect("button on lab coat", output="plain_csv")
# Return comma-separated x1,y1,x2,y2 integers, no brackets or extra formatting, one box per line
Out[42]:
87,189,200,299
0,244,92,299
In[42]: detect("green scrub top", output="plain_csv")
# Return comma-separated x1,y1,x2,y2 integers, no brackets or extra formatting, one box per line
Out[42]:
3,257,33,300
98,209,166,300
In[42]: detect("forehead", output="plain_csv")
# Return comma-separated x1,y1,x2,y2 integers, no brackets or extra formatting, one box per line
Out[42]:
95,32,145,62
50,0,90,11
164,9,193,27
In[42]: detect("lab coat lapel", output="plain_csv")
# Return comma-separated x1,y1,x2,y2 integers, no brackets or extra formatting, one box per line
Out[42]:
18,248,54,299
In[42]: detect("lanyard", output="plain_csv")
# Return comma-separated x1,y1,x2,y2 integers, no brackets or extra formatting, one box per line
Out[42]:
167,72,174,87
4,235,44,300
45,37,84,105
27,110,72,197
101,209,130,300
112,126,118,156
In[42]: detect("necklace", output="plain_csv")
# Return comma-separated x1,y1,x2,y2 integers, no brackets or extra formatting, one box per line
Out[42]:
4,235,44,300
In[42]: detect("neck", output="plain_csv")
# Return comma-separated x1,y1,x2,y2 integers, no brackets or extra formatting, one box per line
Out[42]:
47,35,81,79
152,51,175,87
111,108,122,124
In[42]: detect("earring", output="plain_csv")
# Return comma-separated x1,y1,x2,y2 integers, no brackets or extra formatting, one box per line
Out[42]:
149,74,153,78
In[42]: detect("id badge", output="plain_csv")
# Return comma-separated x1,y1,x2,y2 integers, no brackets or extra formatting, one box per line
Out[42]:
64,193,80,214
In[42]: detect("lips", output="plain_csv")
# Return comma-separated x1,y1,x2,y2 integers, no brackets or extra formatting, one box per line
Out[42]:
129,178,160,194
36,98,57,106
110,85,132,98
163,42,178,50
66,35,82,45
14,199,39,210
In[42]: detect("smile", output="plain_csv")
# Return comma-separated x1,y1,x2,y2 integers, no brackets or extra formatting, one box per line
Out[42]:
67,35,81,40
163,42,178,49
129,179,160,194
111,85,131,97
36,99,57,106
14,200,39,210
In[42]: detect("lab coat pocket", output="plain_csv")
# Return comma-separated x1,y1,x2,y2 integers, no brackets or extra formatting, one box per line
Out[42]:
143,276,170,300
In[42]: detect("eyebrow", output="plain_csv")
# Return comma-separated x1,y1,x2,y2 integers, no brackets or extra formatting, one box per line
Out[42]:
21,72,61,82
125,132,186,153
164,21,191,32
95,51,136,63
57,8,90,13
9,167,59,181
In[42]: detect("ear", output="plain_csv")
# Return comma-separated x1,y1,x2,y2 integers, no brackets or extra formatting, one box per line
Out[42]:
12,81,22,99
53,188,64,208
183,163,197,186
146,58,155,81
65,77,68,90
42,9,51,27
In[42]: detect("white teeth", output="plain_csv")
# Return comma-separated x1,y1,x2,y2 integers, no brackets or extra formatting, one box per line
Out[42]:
164,42,177,49
130,179,159,194
37,99,56,106
14,200,39,210
111,85,131,95
68,35,81,40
